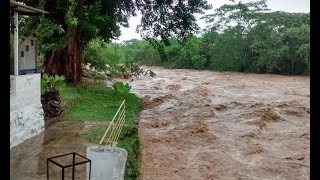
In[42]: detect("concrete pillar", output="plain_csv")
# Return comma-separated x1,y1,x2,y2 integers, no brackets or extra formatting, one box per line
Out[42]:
14,12,19,76
86,146,128,180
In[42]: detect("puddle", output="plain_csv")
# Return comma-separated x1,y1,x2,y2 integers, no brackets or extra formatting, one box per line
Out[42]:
10,121,92,179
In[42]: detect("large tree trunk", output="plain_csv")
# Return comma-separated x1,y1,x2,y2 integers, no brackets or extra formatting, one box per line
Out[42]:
44,38,82,83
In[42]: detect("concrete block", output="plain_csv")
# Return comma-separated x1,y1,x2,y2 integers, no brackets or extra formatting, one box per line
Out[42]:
86,146,128,180
10,74,44,148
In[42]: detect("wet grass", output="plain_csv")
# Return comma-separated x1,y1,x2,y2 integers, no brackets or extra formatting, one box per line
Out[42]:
60,82,142,122
59,81,143,179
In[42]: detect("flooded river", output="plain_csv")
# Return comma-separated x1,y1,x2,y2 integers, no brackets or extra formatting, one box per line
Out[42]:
128,66,310,180
10,66,309,180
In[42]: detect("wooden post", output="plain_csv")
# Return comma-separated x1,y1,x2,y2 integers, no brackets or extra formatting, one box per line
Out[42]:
13,12,19,76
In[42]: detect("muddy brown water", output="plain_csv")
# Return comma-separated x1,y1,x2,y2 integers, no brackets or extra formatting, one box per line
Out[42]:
118,66,310,180
11,66,309,180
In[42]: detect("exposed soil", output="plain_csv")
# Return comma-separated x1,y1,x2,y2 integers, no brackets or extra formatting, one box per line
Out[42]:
120,66,309,180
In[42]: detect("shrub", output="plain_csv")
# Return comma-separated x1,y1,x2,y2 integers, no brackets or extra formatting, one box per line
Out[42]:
83,38,123,70
41,74,66,94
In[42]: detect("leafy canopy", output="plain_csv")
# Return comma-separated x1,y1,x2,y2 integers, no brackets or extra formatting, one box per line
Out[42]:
19,0,213,50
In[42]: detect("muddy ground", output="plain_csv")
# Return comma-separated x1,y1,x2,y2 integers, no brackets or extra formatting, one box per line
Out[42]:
117,66,310,180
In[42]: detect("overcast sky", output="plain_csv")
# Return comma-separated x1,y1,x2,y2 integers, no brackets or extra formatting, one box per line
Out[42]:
114,0,310,42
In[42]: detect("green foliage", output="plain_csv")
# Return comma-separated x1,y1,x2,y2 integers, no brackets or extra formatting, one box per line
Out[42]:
65,0,78,27
117,127,141,180
202,0,269,32
82,38,157,80
116,1,309,75
32,17,66,55
60,82,142,121
210,27,247,72
83,38,123,70
41,74,66,94
59,82,143,179
112,82,132,95
136,0,212,52
19,0,211,82
119,39,161,65
82,124,142,180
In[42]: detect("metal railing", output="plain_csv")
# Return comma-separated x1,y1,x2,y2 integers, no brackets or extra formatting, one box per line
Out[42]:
99,100,126,147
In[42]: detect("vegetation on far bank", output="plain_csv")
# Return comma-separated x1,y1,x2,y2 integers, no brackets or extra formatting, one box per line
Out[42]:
80,0,309,75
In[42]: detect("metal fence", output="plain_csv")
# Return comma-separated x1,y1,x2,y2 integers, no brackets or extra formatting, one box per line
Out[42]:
99,100,126,147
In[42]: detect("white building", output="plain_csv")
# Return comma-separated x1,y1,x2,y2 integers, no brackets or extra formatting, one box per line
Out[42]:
10,1,48,148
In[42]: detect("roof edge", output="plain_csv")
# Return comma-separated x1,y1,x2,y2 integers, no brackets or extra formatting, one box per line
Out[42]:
10,1,49,15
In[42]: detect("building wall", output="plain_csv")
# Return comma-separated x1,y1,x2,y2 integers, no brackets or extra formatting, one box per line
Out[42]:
10,74,44,148
18,37,37,73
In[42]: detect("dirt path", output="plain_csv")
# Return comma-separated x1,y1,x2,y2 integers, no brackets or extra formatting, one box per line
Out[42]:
126,66,310,180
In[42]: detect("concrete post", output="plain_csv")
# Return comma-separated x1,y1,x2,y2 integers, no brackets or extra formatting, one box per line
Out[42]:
86,146,128,180
14,12,19,76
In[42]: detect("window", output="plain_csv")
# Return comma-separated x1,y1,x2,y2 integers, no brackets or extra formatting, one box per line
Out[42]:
31,40,34,46
26,45,29,51
21,51,24,57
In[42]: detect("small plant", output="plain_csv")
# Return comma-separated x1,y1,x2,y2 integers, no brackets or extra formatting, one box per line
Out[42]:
41,74,66,93
112,81,132,94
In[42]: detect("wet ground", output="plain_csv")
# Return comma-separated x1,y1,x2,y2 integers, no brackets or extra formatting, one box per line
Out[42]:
127,66,310,180
10,121,101,180
11,66,310,180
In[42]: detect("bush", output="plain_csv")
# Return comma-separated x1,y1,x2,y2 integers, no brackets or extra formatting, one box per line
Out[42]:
40,74,66,119
112,81,132,95
83,38,123,70
41,74,66,94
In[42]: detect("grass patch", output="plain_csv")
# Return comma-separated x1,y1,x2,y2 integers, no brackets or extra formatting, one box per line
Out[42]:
59,81,143,179
60,82,141,122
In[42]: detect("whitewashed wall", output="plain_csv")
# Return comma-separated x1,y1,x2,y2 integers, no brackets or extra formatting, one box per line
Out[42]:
10,74,44,148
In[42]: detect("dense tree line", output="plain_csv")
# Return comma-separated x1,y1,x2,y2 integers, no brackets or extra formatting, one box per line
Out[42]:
18,0,211,82
115,0,309,75
17,0,309,78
